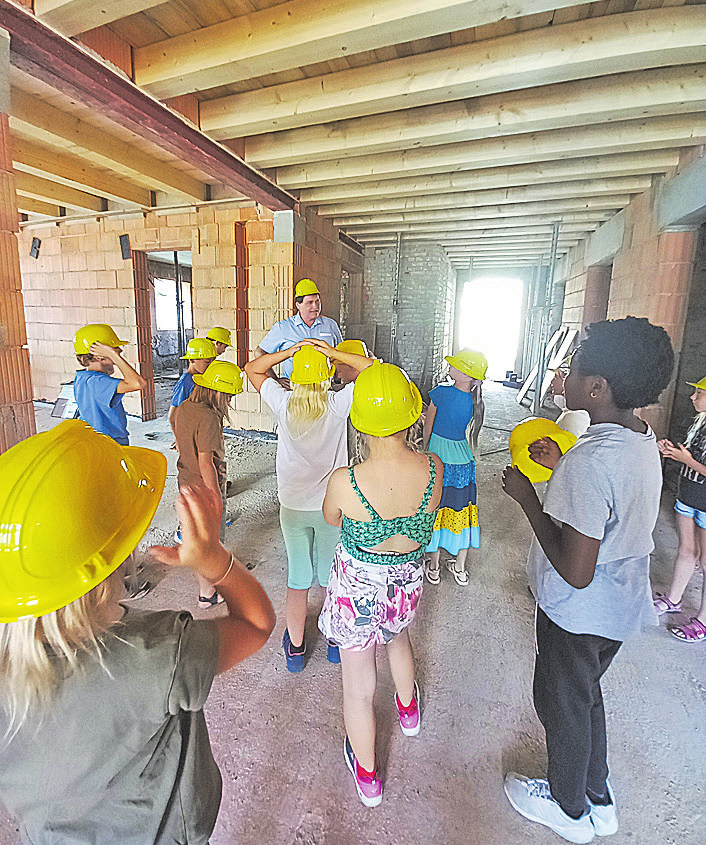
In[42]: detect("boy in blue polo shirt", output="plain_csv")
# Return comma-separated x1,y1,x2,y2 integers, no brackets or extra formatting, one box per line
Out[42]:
73,324,147,446
502,317,674,843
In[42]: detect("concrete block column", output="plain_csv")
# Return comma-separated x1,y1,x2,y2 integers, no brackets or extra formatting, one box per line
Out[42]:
0,28,35,452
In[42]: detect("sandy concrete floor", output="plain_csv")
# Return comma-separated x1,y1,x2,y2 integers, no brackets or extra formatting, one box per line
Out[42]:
1,385,704,845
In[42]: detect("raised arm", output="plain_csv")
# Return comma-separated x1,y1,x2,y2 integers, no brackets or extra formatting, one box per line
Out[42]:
501,466,600,589
245,341,311,392
90,342,147,394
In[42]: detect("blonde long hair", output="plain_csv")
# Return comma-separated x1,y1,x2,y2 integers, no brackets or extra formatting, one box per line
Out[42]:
286,380,329,437
685,412,706,447
0,569,124,744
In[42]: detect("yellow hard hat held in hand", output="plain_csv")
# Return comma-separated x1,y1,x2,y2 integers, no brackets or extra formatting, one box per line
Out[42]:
508,418,577,484
0,420,167,622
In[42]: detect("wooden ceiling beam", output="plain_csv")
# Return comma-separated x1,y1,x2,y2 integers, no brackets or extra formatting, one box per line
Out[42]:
11,89,204,199
312,176,652,217
12,137,151,207
35,1,167,37
246,65,706,167
0,1,296,210
276,115,706,188
15,171,104,211
347,212,612,235
298,151,678,204
201,8,705,138
360,226,594,242
135,0,594,100
16,195,61,217
334,197,630,228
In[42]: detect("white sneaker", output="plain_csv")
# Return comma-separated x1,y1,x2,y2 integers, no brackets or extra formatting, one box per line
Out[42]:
504,773,594,844
587,780,618,836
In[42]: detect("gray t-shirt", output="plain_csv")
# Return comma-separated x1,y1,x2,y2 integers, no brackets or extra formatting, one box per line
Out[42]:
0,608,220,845
527,422,661,641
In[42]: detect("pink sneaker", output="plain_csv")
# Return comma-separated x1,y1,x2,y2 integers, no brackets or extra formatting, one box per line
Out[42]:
395,681,421,736
344,736,382,807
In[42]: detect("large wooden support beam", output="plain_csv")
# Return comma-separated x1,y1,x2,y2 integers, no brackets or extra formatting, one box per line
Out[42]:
202,8,706,138
15,195,61,216
298,151,678,204
15,170,104,211
246,65,706,167
0,1,296,210
135,0,594,100
277,114,706,188
312,177,651,217
333,197,630,228
360,225,594,242
13,137,152,207
35,1,167,37
349,212,612,235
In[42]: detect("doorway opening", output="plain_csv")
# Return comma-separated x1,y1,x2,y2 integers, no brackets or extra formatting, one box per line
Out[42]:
458,276,524,381
148,250,193,416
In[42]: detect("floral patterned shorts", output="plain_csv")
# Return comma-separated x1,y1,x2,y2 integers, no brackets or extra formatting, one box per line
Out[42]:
318,544,424,651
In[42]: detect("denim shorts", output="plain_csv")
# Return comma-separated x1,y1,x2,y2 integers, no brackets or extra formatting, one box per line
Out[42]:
675,499,706,529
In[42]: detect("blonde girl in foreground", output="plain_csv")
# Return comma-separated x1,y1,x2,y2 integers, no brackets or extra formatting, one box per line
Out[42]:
0,421,274,845
318,362,443,807
245,339,372,671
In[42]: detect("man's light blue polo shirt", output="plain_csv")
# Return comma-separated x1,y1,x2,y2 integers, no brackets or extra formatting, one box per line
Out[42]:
259,314,342,378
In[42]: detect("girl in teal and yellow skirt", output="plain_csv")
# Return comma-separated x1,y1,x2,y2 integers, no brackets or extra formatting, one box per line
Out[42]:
423,350,486,586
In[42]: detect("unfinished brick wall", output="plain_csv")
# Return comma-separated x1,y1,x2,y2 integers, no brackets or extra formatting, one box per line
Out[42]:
362,241,456,396
560,184,698,437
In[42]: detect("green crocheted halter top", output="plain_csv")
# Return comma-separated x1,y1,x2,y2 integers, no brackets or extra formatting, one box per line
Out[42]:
341,454,437,565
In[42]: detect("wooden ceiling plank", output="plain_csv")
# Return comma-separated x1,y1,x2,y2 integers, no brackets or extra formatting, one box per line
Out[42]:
35,1,170,37
311,176,653,217
12,136,151,206
16,171,104,211
201,7,706,138
297,151,676,204
275,114,706,188
133,0,599,98
333,196,630,227
244,65,706,167
347,212,611,234
108,14,170,48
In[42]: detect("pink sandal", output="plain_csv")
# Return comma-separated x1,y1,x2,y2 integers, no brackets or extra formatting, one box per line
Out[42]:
669,617,706,642
653,591,682,615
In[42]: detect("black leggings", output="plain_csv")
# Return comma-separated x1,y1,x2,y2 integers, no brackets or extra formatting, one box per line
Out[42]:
533,607,622,818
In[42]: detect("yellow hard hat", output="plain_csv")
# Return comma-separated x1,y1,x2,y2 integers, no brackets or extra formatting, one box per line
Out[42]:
687,376,706,390
73,323,128,354
350,361,423,436
0,420,166,622
336,339,369,357
206,327,232,347
290,345,334,385
445,349,488,381
181,338,217,360
508,418,577,484
192,360,244,394
295,278,319,298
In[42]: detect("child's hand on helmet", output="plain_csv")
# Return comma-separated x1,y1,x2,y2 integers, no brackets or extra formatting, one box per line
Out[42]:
150,485,230,582
528,437,562,470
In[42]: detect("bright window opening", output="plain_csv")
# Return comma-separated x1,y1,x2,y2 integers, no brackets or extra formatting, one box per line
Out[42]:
154,278,193,331
458,276,524,380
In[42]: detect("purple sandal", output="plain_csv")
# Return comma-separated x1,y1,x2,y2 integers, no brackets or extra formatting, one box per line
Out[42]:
653,591,682,615
669,617,706,642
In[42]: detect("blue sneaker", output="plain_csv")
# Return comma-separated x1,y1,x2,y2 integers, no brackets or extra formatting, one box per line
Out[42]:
282,629,305,673
327,640,341,664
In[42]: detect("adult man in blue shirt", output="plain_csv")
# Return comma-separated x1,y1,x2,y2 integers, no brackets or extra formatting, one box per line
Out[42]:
256,279,342,387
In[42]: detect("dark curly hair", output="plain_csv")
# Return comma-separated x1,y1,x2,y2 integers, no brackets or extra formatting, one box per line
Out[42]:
573,316,674,409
